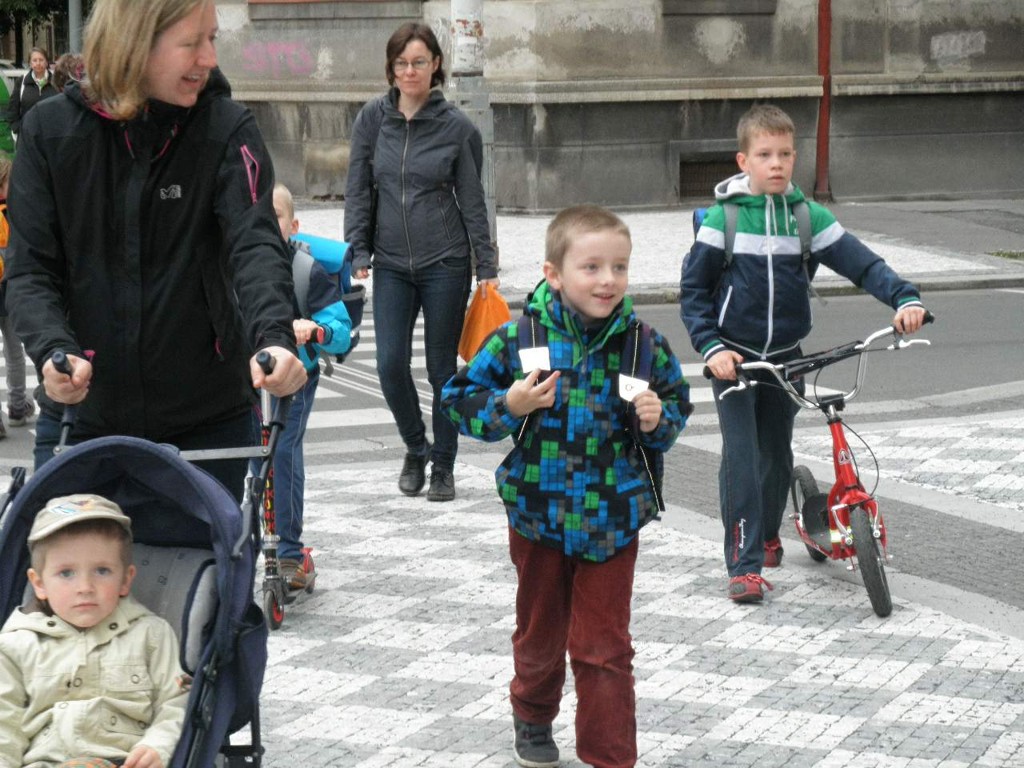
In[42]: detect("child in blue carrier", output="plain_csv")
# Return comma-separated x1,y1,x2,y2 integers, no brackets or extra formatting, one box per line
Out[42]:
268,183,352,592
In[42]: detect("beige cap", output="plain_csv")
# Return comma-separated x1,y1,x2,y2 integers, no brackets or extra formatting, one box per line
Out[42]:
28,494,132,548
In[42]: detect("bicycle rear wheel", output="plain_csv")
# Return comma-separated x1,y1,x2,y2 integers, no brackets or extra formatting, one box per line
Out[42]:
791,466,829,562
850,506,892,617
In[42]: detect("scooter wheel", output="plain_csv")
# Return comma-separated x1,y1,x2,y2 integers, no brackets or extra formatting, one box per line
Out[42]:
264,589,284,630
791,466,829,562
851,507,893,618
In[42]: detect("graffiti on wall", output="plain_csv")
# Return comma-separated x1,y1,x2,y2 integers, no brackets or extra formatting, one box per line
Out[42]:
930,31,986,67
242,40,317,78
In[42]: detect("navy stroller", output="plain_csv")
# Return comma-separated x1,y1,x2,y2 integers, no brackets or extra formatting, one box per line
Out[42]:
0,435,270,767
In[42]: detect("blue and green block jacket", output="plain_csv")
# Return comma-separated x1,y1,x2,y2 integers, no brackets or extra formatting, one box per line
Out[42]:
442,282,691,562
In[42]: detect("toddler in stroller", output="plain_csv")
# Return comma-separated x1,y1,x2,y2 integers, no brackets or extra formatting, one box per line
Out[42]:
0,493,189,768
0,435,271,768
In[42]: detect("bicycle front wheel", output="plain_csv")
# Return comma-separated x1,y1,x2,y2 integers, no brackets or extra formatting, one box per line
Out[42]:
850,507,892,617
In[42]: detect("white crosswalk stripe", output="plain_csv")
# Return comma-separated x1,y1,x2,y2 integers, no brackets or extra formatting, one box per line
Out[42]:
305,317,839,441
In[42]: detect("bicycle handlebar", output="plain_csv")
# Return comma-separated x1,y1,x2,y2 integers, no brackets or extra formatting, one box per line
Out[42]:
708,312,934,408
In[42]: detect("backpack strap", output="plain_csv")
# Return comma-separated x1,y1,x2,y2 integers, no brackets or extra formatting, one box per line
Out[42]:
291,244,337,376
365,97,387,232
722,202,738,268
513,314,545,443
291,244,314,319
792,200,826,305
622,320,664,512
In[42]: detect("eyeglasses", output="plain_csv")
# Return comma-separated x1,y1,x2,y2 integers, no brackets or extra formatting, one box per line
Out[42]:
393,58,432,72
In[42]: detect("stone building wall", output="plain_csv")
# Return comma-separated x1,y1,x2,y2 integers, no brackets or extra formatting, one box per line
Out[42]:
217,0,1024,209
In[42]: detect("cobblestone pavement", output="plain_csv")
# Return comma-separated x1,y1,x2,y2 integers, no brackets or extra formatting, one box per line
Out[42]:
791,413,1024,513
254,456,1024,768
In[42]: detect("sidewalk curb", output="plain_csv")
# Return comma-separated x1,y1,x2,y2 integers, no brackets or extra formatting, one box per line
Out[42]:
504,272,1024,309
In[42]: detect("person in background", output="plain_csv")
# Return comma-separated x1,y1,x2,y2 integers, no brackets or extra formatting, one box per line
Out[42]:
52,52,85,92
0,152,34,437
344,22,498,503
6,47,58,142
267,182,352,592
4,0,306,500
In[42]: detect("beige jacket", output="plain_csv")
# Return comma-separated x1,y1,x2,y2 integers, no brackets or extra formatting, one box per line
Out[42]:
0,595,188,768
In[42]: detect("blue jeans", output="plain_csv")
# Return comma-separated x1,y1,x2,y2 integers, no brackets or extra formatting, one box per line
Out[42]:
34,408,258,503
713,371,803,577
260,369,319,561
372,260,471,472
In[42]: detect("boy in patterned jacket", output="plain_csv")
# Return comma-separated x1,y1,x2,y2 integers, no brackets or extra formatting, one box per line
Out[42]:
680,104,927,603
443,205,691,768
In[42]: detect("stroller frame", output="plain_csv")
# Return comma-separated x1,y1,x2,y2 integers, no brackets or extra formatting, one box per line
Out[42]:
0,419,287,768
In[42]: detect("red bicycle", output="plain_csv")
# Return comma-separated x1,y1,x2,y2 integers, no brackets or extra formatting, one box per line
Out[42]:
717,316,933,616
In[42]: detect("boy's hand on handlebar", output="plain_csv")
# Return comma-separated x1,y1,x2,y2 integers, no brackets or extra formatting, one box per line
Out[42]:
894,306,928,335
707,349,745,381
292,318,321,345
506,368,560,417
250,347,307,397
633,389,663,433
42,354,92,404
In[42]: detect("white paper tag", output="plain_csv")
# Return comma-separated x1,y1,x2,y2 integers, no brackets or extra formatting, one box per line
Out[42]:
619,374,648,402
519,346,551,374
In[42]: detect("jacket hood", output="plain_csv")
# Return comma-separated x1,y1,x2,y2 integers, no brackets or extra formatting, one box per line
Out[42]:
2,594,151,641
714,172,806,208
525,280,635,363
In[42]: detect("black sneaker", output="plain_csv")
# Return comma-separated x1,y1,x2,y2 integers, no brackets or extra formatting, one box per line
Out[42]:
426,469,455,502
398,441,431,496
513,715,559,768
7,400,35,427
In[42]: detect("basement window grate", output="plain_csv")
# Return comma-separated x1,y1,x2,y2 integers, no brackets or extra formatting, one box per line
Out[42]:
679,159,738,200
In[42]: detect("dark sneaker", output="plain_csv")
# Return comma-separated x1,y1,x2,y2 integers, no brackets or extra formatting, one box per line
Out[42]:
764,537,784,568
7,400,35,427
398,440,431,496
728,573,774,603
426,469,455,502
513,715,559,768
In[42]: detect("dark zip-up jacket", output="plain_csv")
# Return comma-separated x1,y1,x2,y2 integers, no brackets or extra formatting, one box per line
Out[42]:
681,174,923,362
6,71,58,136
344,88,497,280
5,69,297,438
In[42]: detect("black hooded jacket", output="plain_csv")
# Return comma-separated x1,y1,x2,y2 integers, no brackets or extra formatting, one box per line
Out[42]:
5,69,297,438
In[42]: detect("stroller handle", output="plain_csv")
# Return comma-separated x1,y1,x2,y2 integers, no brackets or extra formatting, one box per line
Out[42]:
50,351,79,456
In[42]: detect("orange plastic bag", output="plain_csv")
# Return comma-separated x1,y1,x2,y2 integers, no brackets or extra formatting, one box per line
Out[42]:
458,282,511,362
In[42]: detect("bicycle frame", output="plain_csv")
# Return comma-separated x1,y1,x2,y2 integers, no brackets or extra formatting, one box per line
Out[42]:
717,323,931,563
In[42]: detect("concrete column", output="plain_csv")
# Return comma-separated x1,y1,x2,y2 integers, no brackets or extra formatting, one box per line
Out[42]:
448,0,497,259
68,0,82,53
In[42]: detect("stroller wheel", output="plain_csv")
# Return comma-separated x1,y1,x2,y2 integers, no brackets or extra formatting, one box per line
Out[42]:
264,589,284,630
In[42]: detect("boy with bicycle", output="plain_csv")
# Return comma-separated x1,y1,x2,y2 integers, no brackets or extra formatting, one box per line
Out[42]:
680,103,927,603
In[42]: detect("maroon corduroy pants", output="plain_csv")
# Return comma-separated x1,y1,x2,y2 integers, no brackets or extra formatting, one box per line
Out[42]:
508,528,639,768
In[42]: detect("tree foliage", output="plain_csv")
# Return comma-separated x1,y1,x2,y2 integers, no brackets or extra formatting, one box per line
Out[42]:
0,0,92,58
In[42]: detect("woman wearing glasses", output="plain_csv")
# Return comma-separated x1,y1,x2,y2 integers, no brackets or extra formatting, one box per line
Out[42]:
345,22,497,502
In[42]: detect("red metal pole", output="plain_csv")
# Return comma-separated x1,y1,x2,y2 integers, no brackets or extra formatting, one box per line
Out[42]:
814,0,833,202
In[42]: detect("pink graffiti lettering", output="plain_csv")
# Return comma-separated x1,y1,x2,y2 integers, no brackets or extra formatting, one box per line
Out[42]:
242,40,315,78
